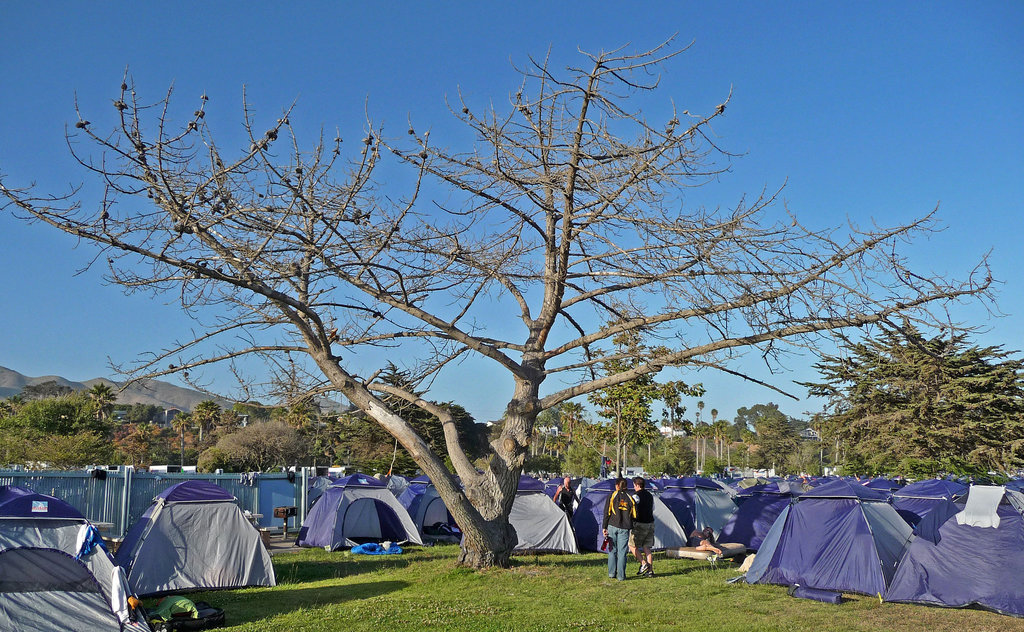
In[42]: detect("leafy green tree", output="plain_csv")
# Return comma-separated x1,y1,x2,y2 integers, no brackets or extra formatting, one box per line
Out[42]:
646,437,696,476
4,393,110,437
742,405,799,472
213,421,307,471
523,454,562,475
197,446,233,473
21,381,73,400
589,330,701,474
127,403,164,424
803,325,1024,474
32,431,112,468
562,443,601,478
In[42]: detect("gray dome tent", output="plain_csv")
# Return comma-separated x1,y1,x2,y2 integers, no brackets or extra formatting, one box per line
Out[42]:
509,476,578,554
115,480,276,596
0,485,151,632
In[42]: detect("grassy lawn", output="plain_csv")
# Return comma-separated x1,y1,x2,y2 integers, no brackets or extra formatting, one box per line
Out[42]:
179,545,1021,632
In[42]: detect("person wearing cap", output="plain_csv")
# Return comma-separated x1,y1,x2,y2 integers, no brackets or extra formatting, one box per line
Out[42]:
602,477,636,581
629,477,656,577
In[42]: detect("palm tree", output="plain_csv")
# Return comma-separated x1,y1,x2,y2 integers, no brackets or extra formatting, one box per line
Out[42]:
87,382,116,423
710,408,719,457
191,400,222,443
171,413,191,466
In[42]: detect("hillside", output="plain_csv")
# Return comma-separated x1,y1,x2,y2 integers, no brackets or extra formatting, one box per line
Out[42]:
0,366,232,412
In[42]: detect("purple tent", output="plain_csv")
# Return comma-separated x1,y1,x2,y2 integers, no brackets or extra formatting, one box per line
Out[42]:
718,482,799,551
885,486,1024,617
744,479,912,596
0,486,151,632
0,485,86,520
659,476,736,537
397,475,460,542
572,479,687,551
891,479,967,527
296,474,422,550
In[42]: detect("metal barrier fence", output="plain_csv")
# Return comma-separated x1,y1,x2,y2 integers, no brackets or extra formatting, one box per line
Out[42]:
0,468,312,537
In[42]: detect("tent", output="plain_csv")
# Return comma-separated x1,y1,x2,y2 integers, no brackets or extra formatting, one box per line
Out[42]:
744,479,912,596
296,473,423,550
115,480,276,596
717,482,800,551
659,476,738,537
397,475,460,543
572,479,688,552
509,476,578,554
891,479,967,527
306,475,337,508
885,485,1024,617
861,477,905,498
0,485,151,632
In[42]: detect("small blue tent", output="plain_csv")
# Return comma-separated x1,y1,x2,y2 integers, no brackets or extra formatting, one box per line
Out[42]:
885,485,1024,617
296,474,422,550
891,479,967,527
718,482,800,551
745,479,912,596
0,486,151,632
572,479,687,552
659,476,737,537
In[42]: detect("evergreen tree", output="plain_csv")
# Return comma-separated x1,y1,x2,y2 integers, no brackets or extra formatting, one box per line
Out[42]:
803,325,1024,474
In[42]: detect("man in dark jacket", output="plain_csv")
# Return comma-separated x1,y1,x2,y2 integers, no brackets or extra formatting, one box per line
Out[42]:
602,478,636,581
629,477,656,577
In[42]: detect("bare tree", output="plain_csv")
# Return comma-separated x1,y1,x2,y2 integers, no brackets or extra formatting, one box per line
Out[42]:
0,40,991,568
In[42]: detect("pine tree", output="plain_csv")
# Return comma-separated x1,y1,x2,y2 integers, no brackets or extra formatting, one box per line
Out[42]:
803,325,1024,474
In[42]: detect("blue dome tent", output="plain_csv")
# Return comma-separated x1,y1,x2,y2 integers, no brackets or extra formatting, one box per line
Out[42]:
718,481,801,551
891,479,967,527
744,479,912,596
659,476,738,537
397,475,460,543
572,479,687,552
885,485,1024,617
296,474,422,550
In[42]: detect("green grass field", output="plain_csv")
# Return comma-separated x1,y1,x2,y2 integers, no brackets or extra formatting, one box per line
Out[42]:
179,546,1021,632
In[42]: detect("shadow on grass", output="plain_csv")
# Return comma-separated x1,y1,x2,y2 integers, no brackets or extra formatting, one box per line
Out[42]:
196,579,409,627
274,557,416,584
523,554,610,569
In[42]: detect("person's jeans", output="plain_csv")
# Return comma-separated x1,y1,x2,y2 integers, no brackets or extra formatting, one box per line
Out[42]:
606,525,630,580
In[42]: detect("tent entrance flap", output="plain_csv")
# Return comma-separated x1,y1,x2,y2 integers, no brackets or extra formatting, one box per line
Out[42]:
343,498,408,543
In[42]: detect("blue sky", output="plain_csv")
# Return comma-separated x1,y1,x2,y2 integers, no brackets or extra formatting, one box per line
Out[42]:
1,3,1021,424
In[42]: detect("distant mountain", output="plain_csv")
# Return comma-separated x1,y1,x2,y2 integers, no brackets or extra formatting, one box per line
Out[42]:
0,366,349,413
0,366,232,412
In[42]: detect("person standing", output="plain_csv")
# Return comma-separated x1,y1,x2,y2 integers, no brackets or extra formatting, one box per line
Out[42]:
629,477,656,577
602,477,636,581
554,476,575,520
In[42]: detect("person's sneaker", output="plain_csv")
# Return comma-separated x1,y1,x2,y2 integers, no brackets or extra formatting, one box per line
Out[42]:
643,567,655,578
637,563,649,576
